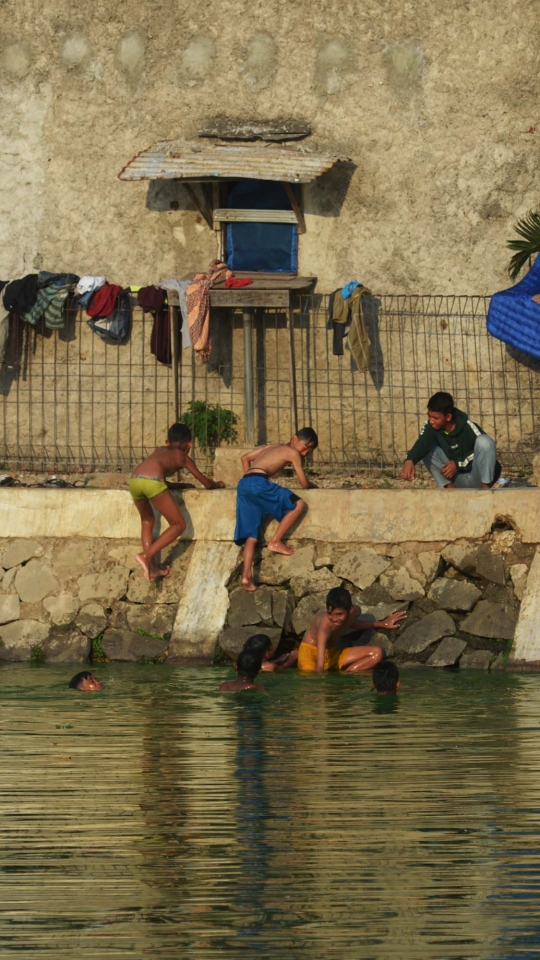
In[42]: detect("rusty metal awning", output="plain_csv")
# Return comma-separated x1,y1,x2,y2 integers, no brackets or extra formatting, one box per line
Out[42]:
118,139,348,184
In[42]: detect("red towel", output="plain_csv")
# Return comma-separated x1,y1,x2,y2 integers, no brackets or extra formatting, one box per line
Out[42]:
87,283,122,318
225,277,253,288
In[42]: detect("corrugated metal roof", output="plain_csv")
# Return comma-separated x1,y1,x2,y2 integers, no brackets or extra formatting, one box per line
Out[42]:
118,139,348,184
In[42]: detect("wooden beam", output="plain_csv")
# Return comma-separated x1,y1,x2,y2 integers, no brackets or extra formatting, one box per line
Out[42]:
213,208,298,224
182,183,213,230
282,182,306,235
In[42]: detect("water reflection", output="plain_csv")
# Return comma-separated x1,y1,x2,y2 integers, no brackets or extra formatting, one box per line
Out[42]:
0,666,539,957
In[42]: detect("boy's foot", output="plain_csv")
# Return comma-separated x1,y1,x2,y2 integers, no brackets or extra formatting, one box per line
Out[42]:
149,564,171,581
135,553,152,583
268,540,295,556
241,576,257,592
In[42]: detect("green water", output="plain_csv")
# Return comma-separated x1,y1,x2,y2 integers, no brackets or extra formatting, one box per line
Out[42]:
1,665,540,958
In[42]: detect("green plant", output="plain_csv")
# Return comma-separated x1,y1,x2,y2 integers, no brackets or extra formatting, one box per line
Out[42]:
137,654,167,665
507,211,540,280
180,400,238,452
29,645,45,665
136,629,164,641
91,633,106,662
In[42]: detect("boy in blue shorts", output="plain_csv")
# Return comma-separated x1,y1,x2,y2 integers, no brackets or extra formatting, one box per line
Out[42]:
235,428,318,591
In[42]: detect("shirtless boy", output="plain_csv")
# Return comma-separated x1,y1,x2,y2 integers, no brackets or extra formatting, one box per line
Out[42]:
235,428,318,591
298,587,407,674
219,648,266,693
130,422,224,582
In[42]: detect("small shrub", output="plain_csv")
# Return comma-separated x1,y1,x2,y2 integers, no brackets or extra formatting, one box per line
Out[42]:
29,645,45,665
91,633,106,662
180,400,238,452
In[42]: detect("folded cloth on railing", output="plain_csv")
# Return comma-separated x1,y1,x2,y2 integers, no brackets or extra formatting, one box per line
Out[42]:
87,289,131,343
76,275,106,296
23,279,77,329
342,280,362,300
86,283,122,319
3,275,39,315
137,285,166,313
157,279,192,350
487,258,540,358
38,271,80,289
224,277,253,288
187,260,232,362
331,286,371,372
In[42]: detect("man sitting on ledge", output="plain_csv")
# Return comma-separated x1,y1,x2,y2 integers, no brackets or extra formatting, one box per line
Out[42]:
401,391,501,489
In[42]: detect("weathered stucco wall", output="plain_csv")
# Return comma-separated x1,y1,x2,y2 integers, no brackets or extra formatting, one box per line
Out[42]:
0,1,538,294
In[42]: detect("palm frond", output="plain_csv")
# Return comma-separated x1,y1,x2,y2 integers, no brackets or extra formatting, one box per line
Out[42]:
507,211,540,280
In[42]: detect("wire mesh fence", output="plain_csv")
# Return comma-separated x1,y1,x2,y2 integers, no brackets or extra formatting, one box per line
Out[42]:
0,293,538,476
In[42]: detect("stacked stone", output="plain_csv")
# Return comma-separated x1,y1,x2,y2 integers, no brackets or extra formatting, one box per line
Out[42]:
222,530,532,668
0,538,194,663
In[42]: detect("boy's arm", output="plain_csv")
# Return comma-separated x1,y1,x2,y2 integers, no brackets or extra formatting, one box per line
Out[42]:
315,623,331,673
351,609,407,630
289,449,317,490
240,446,266,475
183,455,225,490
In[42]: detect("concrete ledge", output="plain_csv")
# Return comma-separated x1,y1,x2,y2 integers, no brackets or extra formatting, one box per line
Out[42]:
0,487,539,543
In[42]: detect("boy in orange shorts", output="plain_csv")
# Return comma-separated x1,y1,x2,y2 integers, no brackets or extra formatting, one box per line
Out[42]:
298,587,406,674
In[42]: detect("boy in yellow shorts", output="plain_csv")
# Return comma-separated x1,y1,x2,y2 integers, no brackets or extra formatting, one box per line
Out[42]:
298,587,406,674
130,423,224,582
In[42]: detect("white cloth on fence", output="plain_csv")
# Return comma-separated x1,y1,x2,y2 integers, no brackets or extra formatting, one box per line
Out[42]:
157,279,192,349
75,275,107,297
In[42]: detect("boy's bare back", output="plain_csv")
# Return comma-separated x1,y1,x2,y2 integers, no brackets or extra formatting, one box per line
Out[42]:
132,445,188,480
243,443,304,479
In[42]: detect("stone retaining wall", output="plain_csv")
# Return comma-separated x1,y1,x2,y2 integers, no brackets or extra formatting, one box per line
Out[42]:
219,526,532,670
0,537,194,664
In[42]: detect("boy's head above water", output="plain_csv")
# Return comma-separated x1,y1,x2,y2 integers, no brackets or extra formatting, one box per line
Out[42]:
326,586,353,627
242,633,274,662
372,660,400,695
69,671,102,691
290,427,319,457
236,648,264,681
167,422,192,450
426,391,455,431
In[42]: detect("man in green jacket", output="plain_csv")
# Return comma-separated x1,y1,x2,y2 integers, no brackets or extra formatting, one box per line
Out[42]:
401,391,501,489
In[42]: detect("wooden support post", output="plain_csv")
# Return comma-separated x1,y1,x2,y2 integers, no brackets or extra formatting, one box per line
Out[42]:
183,183,213,230
283,182,306,235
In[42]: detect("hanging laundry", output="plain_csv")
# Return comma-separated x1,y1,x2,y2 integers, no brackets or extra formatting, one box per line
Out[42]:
3,275,39,315
225,277,253,288
76,276,107,297
487,257,540,358
187,260,231,363
158,279,192,350
138,285,173,365
22,275,79,329
137,285,166,313
38,271,79,288
87,289,131,343
0,282,9,364
342,280,362,300
87,283,122,319
332,286,371,373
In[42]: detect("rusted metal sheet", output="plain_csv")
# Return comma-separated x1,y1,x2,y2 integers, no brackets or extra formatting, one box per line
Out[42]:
118,140,348,184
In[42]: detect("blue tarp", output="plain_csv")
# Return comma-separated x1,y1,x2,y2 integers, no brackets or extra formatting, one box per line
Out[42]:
487,257,540,358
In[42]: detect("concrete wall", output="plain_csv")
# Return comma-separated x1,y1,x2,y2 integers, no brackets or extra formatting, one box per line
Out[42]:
1,1,539,294
3,487,540,542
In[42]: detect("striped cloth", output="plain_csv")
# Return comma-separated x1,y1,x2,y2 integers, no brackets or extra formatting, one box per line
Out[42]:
23,276,78,329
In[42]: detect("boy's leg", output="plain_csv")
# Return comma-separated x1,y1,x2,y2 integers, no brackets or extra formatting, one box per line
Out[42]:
268,499,306,556
338,645,384,673
133,497,158,582
454,434,498,489
422,447,451,487
241,537,258,592
138,490,186,580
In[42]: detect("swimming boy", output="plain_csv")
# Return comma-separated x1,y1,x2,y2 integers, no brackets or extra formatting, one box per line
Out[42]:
219,648,266,693
298,587,407,674
130,423,224,582
69,671,102,691
372,660,400,695
242,633,298,671
235,428,318,591
401,391,501,489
